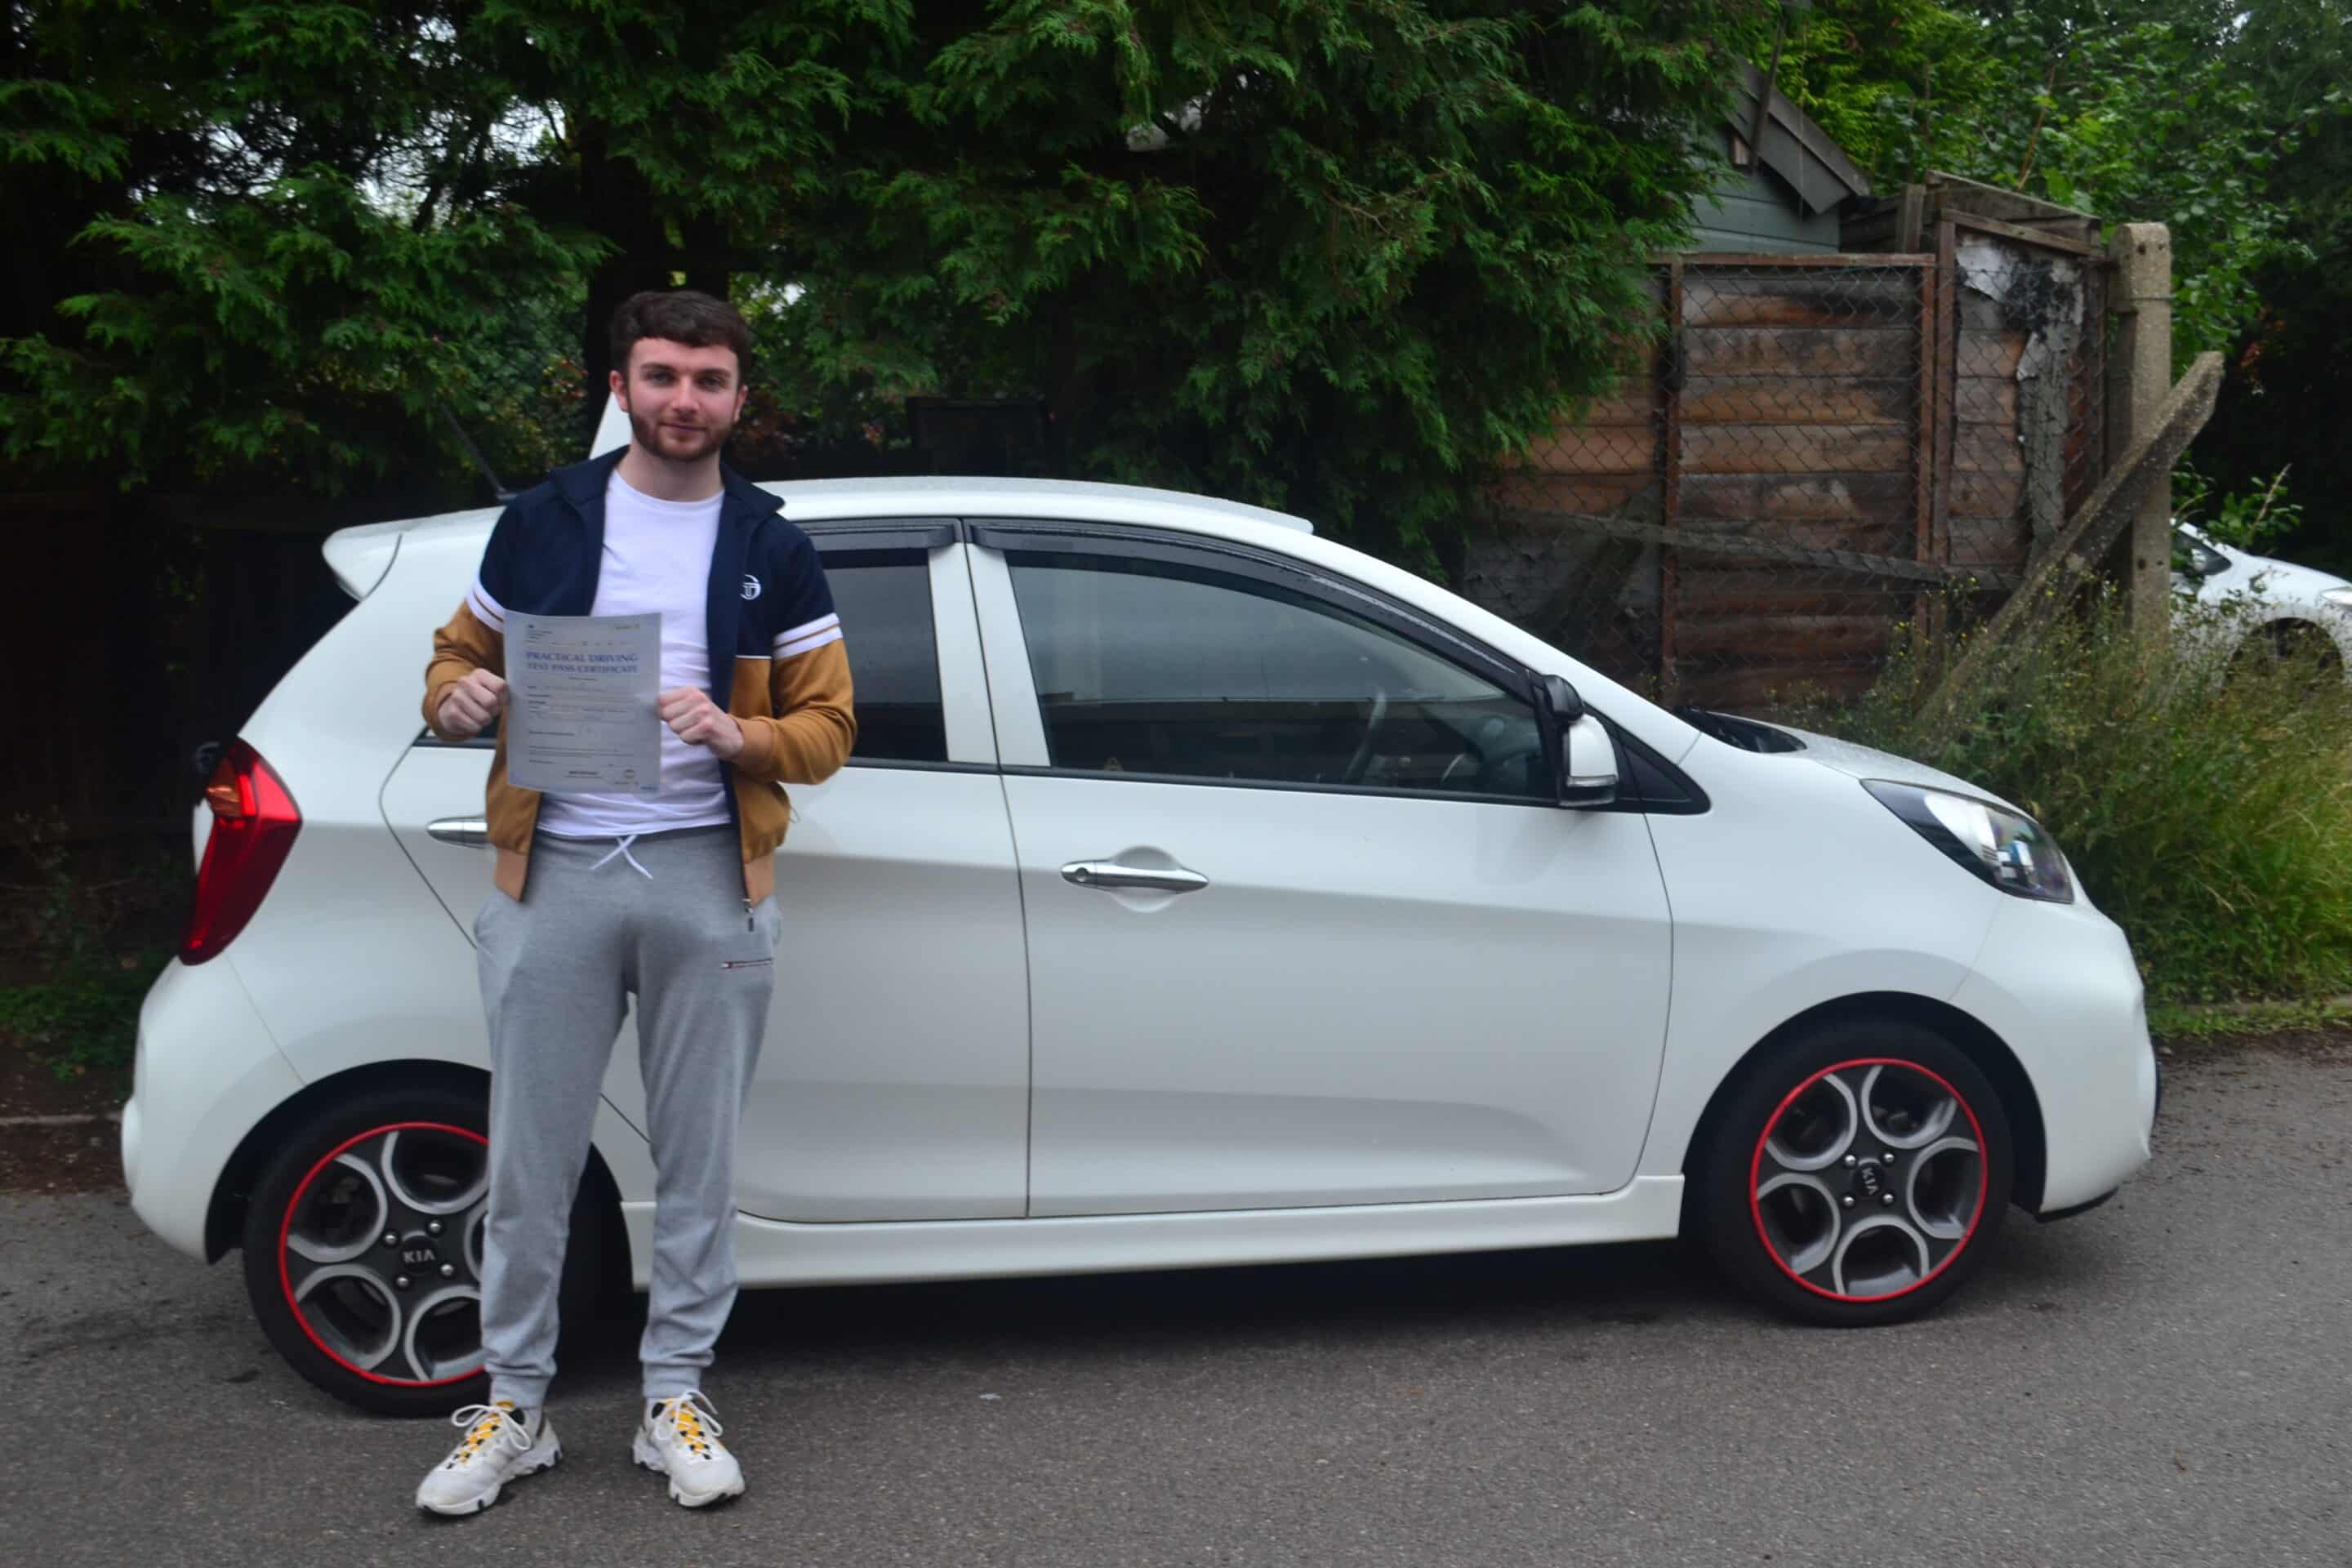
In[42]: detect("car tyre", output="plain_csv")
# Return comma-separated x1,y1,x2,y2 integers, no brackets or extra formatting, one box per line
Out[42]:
1699,1018,2013,1327
239,1079,614,1416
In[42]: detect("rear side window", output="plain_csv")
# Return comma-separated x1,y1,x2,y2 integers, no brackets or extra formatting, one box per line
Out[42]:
821,559,948,764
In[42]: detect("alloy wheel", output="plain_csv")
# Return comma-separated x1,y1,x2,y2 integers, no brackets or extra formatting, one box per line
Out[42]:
1747,1058,1987,1302
274,1120,489,1387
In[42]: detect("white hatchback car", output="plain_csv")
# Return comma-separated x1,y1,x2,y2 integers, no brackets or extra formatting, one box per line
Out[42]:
2173,522,2352,674
124,470,2159,1415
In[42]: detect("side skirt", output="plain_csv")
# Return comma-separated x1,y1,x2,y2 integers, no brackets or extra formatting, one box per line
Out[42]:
618,1177,1686,1292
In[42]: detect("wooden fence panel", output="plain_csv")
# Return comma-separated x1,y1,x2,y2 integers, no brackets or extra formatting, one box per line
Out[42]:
1477,236,2104,710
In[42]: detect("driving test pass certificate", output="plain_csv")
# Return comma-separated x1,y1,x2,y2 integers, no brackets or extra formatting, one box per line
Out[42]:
505,612,663,795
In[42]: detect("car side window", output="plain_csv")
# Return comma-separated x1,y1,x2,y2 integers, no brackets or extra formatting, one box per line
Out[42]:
1004,551,1549,800
820,559,948,764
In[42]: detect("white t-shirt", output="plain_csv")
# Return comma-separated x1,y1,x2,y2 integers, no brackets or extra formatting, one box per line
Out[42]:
535,472,734,840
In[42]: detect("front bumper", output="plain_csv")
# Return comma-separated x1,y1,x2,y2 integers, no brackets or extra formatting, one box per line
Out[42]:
122,957,304,1260
2034,1187,2119,1224
1951,898,2158,1214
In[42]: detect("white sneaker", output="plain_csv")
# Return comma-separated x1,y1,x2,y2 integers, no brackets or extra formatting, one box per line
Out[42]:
414,1400,561,1516
634,1392,746,1508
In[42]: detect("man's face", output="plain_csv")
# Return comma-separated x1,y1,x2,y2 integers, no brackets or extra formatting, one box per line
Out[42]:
612,337,747,464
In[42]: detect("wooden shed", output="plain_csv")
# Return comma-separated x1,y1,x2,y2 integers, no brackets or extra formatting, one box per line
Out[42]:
1472,145,2110,712
1690,62,1873,254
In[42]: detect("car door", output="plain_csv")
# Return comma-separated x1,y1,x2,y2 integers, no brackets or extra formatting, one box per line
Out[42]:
381,523,1031,1220
964,523,1675,1218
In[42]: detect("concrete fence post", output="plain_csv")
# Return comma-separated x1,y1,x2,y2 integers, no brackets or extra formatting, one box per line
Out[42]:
2105,222,2174,635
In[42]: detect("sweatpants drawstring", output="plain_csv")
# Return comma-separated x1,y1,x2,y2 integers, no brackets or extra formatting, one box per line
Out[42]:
590,834,654,879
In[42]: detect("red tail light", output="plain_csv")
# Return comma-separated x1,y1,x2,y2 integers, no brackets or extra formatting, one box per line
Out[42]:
182,739,301,964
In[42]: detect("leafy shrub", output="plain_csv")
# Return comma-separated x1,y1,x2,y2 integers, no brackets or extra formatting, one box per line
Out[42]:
0,817,176,1081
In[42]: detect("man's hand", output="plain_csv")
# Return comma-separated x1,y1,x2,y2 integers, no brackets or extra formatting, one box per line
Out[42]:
660,687,746,760
435,670,508,740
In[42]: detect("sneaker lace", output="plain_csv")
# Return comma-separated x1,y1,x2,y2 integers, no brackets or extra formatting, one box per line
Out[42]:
443,1401,531,1469
653,1392,724,1461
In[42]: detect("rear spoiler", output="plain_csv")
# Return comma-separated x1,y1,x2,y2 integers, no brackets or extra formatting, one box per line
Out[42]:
321,522,404,600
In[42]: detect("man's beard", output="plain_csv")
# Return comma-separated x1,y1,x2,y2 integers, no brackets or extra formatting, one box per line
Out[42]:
626,401,734,465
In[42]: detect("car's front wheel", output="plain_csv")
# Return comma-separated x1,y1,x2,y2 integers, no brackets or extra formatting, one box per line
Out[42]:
1699,1019,2014,1326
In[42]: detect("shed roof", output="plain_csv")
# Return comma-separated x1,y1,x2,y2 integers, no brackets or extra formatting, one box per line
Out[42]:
1726,62,1870,216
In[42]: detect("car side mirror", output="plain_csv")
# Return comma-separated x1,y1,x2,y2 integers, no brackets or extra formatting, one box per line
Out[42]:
2171,531,2227,580
1541,677,1618,808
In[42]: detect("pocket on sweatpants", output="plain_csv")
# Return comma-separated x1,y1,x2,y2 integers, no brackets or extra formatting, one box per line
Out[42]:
472,887,516,947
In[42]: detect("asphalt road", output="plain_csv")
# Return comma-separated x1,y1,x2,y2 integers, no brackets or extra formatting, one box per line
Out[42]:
6,1042,2350,1568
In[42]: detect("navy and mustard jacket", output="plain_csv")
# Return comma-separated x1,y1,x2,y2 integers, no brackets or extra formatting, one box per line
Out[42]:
422,449,857,903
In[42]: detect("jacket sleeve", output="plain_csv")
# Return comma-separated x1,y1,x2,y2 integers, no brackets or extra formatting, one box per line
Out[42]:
733,532,857,785
421,506,519,737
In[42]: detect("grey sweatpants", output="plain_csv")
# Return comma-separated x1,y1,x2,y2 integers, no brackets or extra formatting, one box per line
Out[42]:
472,825,781,1408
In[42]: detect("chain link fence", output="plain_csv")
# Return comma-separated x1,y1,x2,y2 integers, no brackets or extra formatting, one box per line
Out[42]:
439,297,597,500
1470,233,2109,716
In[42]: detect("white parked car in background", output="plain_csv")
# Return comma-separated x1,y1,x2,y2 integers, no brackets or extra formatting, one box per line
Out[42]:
2172,522,2352,675
124,460,2160,1415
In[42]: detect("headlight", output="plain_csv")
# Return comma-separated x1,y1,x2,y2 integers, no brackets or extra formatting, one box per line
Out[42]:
1863,781,2074,902
2321,586,2352,612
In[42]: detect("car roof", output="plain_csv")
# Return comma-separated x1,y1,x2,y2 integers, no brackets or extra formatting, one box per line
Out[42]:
745,476,1313,533
336,476,1311,558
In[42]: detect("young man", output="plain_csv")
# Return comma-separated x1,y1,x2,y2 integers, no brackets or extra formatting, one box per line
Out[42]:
414,290,854,1513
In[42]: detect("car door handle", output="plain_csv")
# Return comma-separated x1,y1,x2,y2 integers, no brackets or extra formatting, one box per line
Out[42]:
426,817,491,848
1060,861,1209,894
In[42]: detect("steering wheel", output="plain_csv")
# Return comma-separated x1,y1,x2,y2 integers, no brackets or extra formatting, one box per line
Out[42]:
1438,714,1508,790
1441,714,1541,792
1342,684,1391,784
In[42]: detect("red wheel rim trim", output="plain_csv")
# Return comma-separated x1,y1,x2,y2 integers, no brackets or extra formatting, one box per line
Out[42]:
1745,1057,1989,1303
275,1120,488,1388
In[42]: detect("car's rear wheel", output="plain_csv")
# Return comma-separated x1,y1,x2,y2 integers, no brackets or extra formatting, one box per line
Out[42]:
2233,620,2344,688
1699,1018,2013,1326
238,1080,616,1417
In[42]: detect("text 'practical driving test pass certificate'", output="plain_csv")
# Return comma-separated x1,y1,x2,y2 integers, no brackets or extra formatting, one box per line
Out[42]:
505,612,663,795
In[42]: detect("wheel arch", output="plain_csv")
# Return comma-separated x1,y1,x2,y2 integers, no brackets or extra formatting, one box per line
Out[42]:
1674,992,2048,1227
202,1059,630,1285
